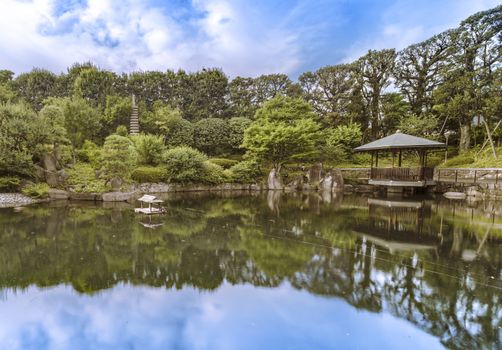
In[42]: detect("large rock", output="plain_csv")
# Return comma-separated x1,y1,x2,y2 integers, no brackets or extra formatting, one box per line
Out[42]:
69,192,103,201
48,189,69,200
102,191,137,202
443,192,466,200
41,153,59,172
306,163,323,188
285,176,303,192
110,176,123,191
45,171,59,187
267,168,283,190
33,165,46,181
320,169,344,192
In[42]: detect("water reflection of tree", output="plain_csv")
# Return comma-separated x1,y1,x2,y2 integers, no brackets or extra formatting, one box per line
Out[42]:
0,194,500,349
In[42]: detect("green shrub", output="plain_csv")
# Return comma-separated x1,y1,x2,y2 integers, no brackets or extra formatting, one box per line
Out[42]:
162,146,208,183
227,160,262,183
22,183,50,199
116,125,129,136
131,134,165,166
131,166,167,183
102,134,137,180
66,163,107,193
202,162,228,184
77,140,102,167
208,158,239,169
0,176,21,192
442,153,475,167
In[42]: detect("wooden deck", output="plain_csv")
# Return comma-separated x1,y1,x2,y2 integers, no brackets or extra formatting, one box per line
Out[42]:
368,167,435,187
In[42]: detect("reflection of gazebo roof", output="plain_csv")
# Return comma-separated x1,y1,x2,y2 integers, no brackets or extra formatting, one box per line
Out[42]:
354,132,446,152
368,198,423,209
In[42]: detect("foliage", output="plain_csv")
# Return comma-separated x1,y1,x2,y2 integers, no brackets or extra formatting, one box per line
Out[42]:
0,102,64,177
398,114,438,137
103,95,131,135
66,163,107,193
14,69,58,110
201,162,228,184
22,182,50,198
131,166,167,183
131,134,165,166
141,103,183,135
193,118,230,155
116,125,128,136
76,140,102,167
0,177,21,192
242,96,321,168
45,96,102,149
101,135,137,180
226,160,263,183
227,117,252,152
161,117,193,148
208,158,239,169
321,124,363,162
162,146,208,183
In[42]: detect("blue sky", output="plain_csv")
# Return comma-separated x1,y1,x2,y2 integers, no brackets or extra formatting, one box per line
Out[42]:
0,0,499,78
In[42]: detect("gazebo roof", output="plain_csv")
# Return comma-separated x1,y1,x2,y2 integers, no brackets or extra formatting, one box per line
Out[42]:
354,131,446,152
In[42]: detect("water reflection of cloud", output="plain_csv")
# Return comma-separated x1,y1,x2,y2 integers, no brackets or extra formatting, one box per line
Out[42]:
0,283,443,350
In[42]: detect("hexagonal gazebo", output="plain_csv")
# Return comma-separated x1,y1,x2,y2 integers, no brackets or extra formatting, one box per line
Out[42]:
354,131,446,191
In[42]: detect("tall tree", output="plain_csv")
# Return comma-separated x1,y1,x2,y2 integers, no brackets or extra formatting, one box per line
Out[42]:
434,6,501,151
299,64,355,125
394,32,452,117
14,69,58,110
356,49,396,139
242,96,321,170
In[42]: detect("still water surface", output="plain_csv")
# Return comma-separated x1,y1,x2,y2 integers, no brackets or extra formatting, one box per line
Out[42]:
0,192,501,349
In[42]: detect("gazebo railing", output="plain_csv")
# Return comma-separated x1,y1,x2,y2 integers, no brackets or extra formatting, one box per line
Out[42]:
370,167,434,181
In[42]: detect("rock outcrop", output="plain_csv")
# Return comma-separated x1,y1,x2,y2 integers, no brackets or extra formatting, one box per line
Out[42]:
267,168,283,190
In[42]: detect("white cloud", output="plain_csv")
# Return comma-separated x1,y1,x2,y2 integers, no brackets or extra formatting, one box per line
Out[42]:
0,0,302,77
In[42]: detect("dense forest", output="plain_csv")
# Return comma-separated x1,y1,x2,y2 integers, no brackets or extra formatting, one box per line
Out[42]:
0,5,500,192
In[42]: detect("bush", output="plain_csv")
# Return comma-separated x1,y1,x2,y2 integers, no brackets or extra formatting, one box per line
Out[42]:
66,163,107,193
116,125,129,136
202,162,228,184
162,146,208,183
22,182,50,199
227,160,262,183
77,140,102,167
208,158,239,169
0,176,21,192
102,134,137,180
131,166,167,183
442,152,475,167
165,119,195,148
193,118,230,155
131,134,165,166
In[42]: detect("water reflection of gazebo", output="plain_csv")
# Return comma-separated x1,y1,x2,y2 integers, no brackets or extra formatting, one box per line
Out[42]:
354,198,438,253
354,131,446,193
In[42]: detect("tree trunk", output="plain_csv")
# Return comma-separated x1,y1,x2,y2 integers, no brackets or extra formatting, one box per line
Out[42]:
459,123,471,152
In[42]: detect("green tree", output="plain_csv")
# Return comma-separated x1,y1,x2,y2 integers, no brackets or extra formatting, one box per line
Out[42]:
193,118,230,155
162,146,208,183
242,96,321,170
228,117,252,153
14,69,58,110
356,49,396,139
45,96,102,150
131,134,165,166
101,134,137,180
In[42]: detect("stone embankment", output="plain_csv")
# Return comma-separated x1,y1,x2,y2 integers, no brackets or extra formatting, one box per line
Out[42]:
0,193,42,208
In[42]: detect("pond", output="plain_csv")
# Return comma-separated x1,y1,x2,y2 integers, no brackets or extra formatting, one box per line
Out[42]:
0,192,501,350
